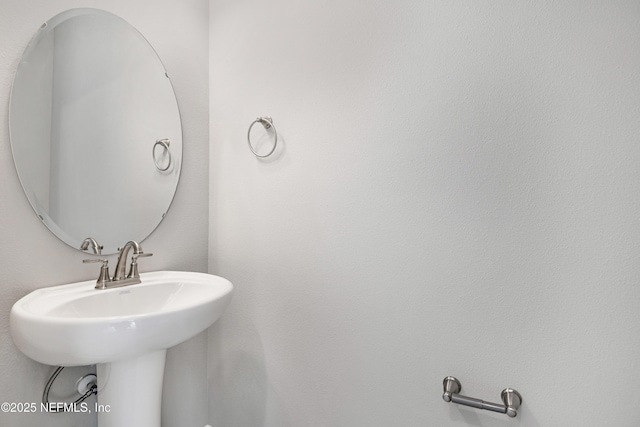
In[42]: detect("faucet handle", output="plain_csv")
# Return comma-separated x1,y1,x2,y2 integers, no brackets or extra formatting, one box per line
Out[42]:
127,252,153,279
83,258,108,265
83,259,111,289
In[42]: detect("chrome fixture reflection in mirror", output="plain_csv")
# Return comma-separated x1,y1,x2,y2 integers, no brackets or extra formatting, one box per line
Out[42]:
9,8,182,254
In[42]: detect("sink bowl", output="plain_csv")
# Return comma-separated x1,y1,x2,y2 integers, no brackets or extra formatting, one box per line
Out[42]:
10,270,233,366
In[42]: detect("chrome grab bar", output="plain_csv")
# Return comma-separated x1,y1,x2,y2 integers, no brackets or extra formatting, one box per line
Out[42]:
442,376,522,418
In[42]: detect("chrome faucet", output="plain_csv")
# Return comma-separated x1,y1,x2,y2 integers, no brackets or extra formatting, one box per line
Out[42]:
80,237,103,255
84,240,153,290
113,241,142,281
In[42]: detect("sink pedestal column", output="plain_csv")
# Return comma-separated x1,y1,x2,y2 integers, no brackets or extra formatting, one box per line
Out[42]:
96,350,166,427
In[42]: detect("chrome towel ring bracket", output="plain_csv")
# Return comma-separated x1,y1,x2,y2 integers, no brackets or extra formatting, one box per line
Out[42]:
247,116,278,158
153,138,172,171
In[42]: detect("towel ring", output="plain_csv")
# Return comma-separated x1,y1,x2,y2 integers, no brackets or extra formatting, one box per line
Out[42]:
153,139,172,171
247,116,278,158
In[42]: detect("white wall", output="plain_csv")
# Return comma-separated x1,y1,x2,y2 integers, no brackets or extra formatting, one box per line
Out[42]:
208,1,640,426
0,1,209,426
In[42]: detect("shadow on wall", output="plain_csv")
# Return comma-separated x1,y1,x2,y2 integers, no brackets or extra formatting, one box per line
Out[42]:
447,400,543,427
208,316,282,426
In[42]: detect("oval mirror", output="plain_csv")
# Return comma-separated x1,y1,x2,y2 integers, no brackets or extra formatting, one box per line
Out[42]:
9,8,182,255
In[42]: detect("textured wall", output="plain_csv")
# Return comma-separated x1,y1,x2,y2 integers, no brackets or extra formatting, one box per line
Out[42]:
208,0,640,425
0,1,209,426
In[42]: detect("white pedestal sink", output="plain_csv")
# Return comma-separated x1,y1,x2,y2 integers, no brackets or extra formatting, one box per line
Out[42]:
10,271,233,427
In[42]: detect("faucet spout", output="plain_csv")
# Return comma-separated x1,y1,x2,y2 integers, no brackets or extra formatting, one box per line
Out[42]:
113,241,143,281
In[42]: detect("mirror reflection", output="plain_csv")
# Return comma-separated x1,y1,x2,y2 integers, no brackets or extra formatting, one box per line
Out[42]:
10,8,182,254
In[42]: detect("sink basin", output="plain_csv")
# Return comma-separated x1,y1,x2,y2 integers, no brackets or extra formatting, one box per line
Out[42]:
10,270,233,427
11,270,233,366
